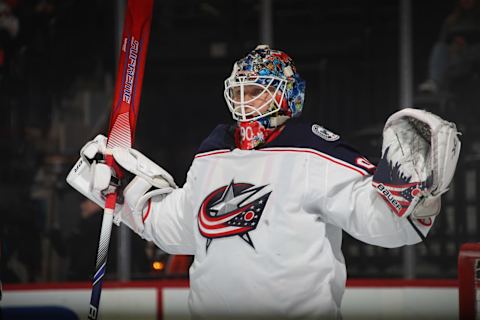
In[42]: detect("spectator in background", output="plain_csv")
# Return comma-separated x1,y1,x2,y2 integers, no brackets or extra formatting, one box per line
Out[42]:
50,198,153,281
419,0,480,93
0,0,19,86
1,195,43,284
67,199,105,281
165,255,192,276
49,199,117,281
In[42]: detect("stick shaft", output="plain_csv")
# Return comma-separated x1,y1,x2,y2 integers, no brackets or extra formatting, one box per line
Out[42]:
88,1,153,318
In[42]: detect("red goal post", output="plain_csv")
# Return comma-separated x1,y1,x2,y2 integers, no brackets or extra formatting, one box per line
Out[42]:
459,243,480,320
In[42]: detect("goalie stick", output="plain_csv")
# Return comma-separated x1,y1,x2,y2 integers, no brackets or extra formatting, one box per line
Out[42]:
88,0,153,319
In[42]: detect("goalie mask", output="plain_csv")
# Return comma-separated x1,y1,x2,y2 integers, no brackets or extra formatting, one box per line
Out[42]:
224,45,305,149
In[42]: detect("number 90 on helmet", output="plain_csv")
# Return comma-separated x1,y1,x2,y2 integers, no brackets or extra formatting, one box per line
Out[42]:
224,45,306,126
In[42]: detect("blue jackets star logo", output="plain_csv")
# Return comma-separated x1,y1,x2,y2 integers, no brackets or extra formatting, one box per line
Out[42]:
198,180,272,252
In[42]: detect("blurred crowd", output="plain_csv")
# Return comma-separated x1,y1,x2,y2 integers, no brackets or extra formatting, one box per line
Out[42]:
0,0,191,284
419,0,480,94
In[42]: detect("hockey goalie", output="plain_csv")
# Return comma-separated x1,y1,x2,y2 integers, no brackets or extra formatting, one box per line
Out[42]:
67,45,461,319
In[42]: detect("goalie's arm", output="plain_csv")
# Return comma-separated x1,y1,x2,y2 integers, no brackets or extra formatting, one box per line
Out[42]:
304,108,460,247
304,160,433,248
67,135,196,254
137,172,196,254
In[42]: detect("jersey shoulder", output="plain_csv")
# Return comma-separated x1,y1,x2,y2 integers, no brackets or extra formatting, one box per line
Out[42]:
263,119,376,175
197,124,236,154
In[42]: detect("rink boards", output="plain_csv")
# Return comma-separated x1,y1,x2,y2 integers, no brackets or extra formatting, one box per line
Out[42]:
2,279,458,319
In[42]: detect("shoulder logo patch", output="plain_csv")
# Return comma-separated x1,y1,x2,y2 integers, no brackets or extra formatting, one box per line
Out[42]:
312,124,340,141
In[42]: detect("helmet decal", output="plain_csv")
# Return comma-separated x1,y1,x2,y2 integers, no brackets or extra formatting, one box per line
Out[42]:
224,45,306,123
224,45,306,150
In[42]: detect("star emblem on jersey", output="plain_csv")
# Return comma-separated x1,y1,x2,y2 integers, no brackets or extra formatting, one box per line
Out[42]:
198,180,272,252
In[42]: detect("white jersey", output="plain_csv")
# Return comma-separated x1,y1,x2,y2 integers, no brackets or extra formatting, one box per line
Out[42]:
141,120,434,319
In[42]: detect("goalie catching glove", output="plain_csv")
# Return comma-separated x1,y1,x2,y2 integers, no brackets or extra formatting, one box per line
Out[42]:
66,135,177,236
373,108,461,219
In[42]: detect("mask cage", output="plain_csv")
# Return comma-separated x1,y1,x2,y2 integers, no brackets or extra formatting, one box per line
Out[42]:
224,75,287,122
